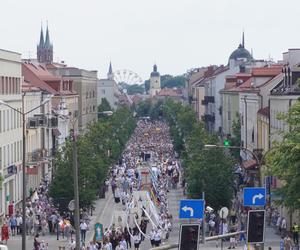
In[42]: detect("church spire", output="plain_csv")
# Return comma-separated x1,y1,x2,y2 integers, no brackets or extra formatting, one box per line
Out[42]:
107,62,114,80
38,25,44,47
37,22,53,63
242,31,245,48
45,23,51,48
108,62,113,75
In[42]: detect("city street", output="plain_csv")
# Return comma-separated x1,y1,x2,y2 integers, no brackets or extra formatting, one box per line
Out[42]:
5,186,282,249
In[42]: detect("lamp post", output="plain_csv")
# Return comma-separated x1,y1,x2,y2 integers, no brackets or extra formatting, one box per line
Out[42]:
70,111,113,250
0,95,52,250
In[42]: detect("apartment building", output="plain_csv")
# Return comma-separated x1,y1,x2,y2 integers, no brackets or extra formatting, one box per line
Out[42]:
0,49,22,216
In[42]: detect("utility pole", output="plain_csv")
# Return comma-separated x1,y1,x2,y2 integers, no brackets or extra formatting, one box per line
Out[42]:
71,128,80,250
22,94,26,250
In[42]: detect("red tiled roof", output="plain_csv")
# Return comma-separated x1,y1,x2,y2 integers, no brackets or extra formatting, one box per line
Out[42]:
251,67,282,77
257,106,270,118
22,62,77,96
22,63,58,94
22,80,41,92
157,88,182,97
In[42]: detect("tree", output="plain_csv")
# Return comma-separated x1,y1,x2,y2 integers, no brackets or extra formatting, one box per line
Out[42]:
230,112,241,160
160,99,235,208
267,98,300,209
183,124,234,209
50,106,136,210
144,74,187,93
98,98,112,112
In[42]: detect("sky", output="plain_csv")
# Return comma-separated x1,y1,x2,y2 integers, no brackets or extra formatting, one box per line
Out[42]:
1,0,300,81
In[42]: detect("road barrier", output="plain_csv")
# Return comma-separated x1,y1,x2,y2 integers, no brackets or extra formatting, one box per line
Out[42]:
148,231,246,250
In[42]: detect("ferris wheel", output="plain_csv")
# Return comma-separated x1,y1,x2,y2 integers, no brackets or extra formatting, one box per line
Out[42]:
113,69,144,86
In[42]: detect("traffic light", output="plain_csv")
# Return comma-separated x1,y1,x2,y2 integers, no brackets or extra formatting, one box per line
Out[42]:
179,224,200,250
223,138,230,147
247,210,265,244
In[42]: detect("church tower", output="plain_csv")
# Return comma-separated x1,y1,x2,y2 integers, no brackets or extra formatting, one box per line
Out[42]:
107,62,114,80
149,64,161,96
37,24,53,63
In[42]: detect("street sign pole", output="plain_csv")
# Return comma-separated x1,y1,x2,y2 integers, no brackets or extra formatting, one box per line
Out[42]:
202,191,205,244
221,210,224,250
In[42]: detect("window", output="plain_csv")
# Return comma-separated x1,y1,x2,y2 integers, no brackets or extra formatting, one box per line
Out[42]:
0,76,3,94
17,141,19,162
251,127,254,143
5,77,8,94
102,89,105,94
7,110,9,131
0,147,2,169
93,106,95,111
228,111,231,121
93,91,95,98
14,142,16,162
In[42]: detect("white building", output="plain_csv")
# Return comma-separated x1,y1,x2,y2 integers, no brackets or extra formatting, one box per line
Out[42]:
97,63,121,110
149,64,161,97
270,49,300,145
0,49,23,216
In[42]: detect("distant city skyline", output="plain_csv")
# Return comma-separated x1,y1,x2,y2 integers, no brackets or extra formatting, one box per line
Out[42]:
1,0,300,80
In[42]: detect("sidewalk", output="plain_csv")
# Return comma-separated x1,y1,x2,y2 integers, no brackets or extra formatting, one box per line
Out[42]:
6,189,115,249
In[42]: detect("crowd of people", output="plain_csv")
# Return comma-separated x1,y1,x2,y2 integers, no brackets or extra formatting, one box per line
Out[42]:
99,119,179,250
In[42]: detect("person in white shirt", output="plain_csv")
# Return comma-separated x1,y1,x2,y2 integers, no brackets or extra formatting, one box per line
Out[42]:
133,233,141,250
154,229,161,247
79,221,88,242
115,241,125,250
149,228,155,247
120,237,127,250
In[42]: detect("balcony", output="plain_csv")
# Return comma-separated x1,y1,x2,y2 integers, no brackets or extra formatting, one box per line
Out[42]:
201,99,208,105
27,115,48,129
203,114,215,123
27,149,42,163
204,96,215,103
48,116,58,128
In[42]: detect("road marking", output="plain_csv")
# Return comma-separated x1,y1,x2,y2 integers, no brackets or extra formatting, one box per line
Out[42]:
252,193,264,204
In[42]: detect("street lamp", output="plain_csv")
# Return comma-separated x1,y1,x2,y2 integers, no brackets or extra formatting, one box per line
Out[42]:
70,111,113,250
0,94,52,250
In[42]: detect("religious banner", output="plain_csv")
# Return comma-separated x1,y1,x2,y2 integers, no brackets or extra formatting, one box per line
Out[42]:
94,223,104,242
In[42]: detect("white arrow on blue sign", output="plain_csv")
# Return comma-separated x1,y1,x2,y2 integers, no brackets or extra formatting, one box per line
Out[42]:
243,187,266,206
179,199,204,219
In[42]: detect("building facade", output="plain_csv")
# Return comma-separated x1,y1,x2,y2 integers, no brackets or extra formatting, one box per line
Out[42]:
0,49,23,216
149,64,161,97
49,67,97,131
97,63,121,110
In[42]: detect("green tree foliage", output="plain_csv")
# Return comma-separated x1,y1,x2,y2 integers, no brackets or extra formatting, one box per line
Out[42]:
136,99,152,117
144,75,186,93
267,99,300,209
138,99,235,209
49,107,136,210
118,83,145,95
230,113,241,160
98,98,112,112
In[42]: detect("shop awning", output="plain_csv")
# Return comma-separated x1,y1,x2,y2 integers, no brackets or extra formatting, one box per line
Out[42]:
242,159,258,170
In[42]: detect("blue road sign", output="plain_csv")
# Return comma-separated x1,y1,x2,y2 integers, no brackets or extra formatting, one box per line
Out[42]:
243,187,266,206
179,199,204,219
